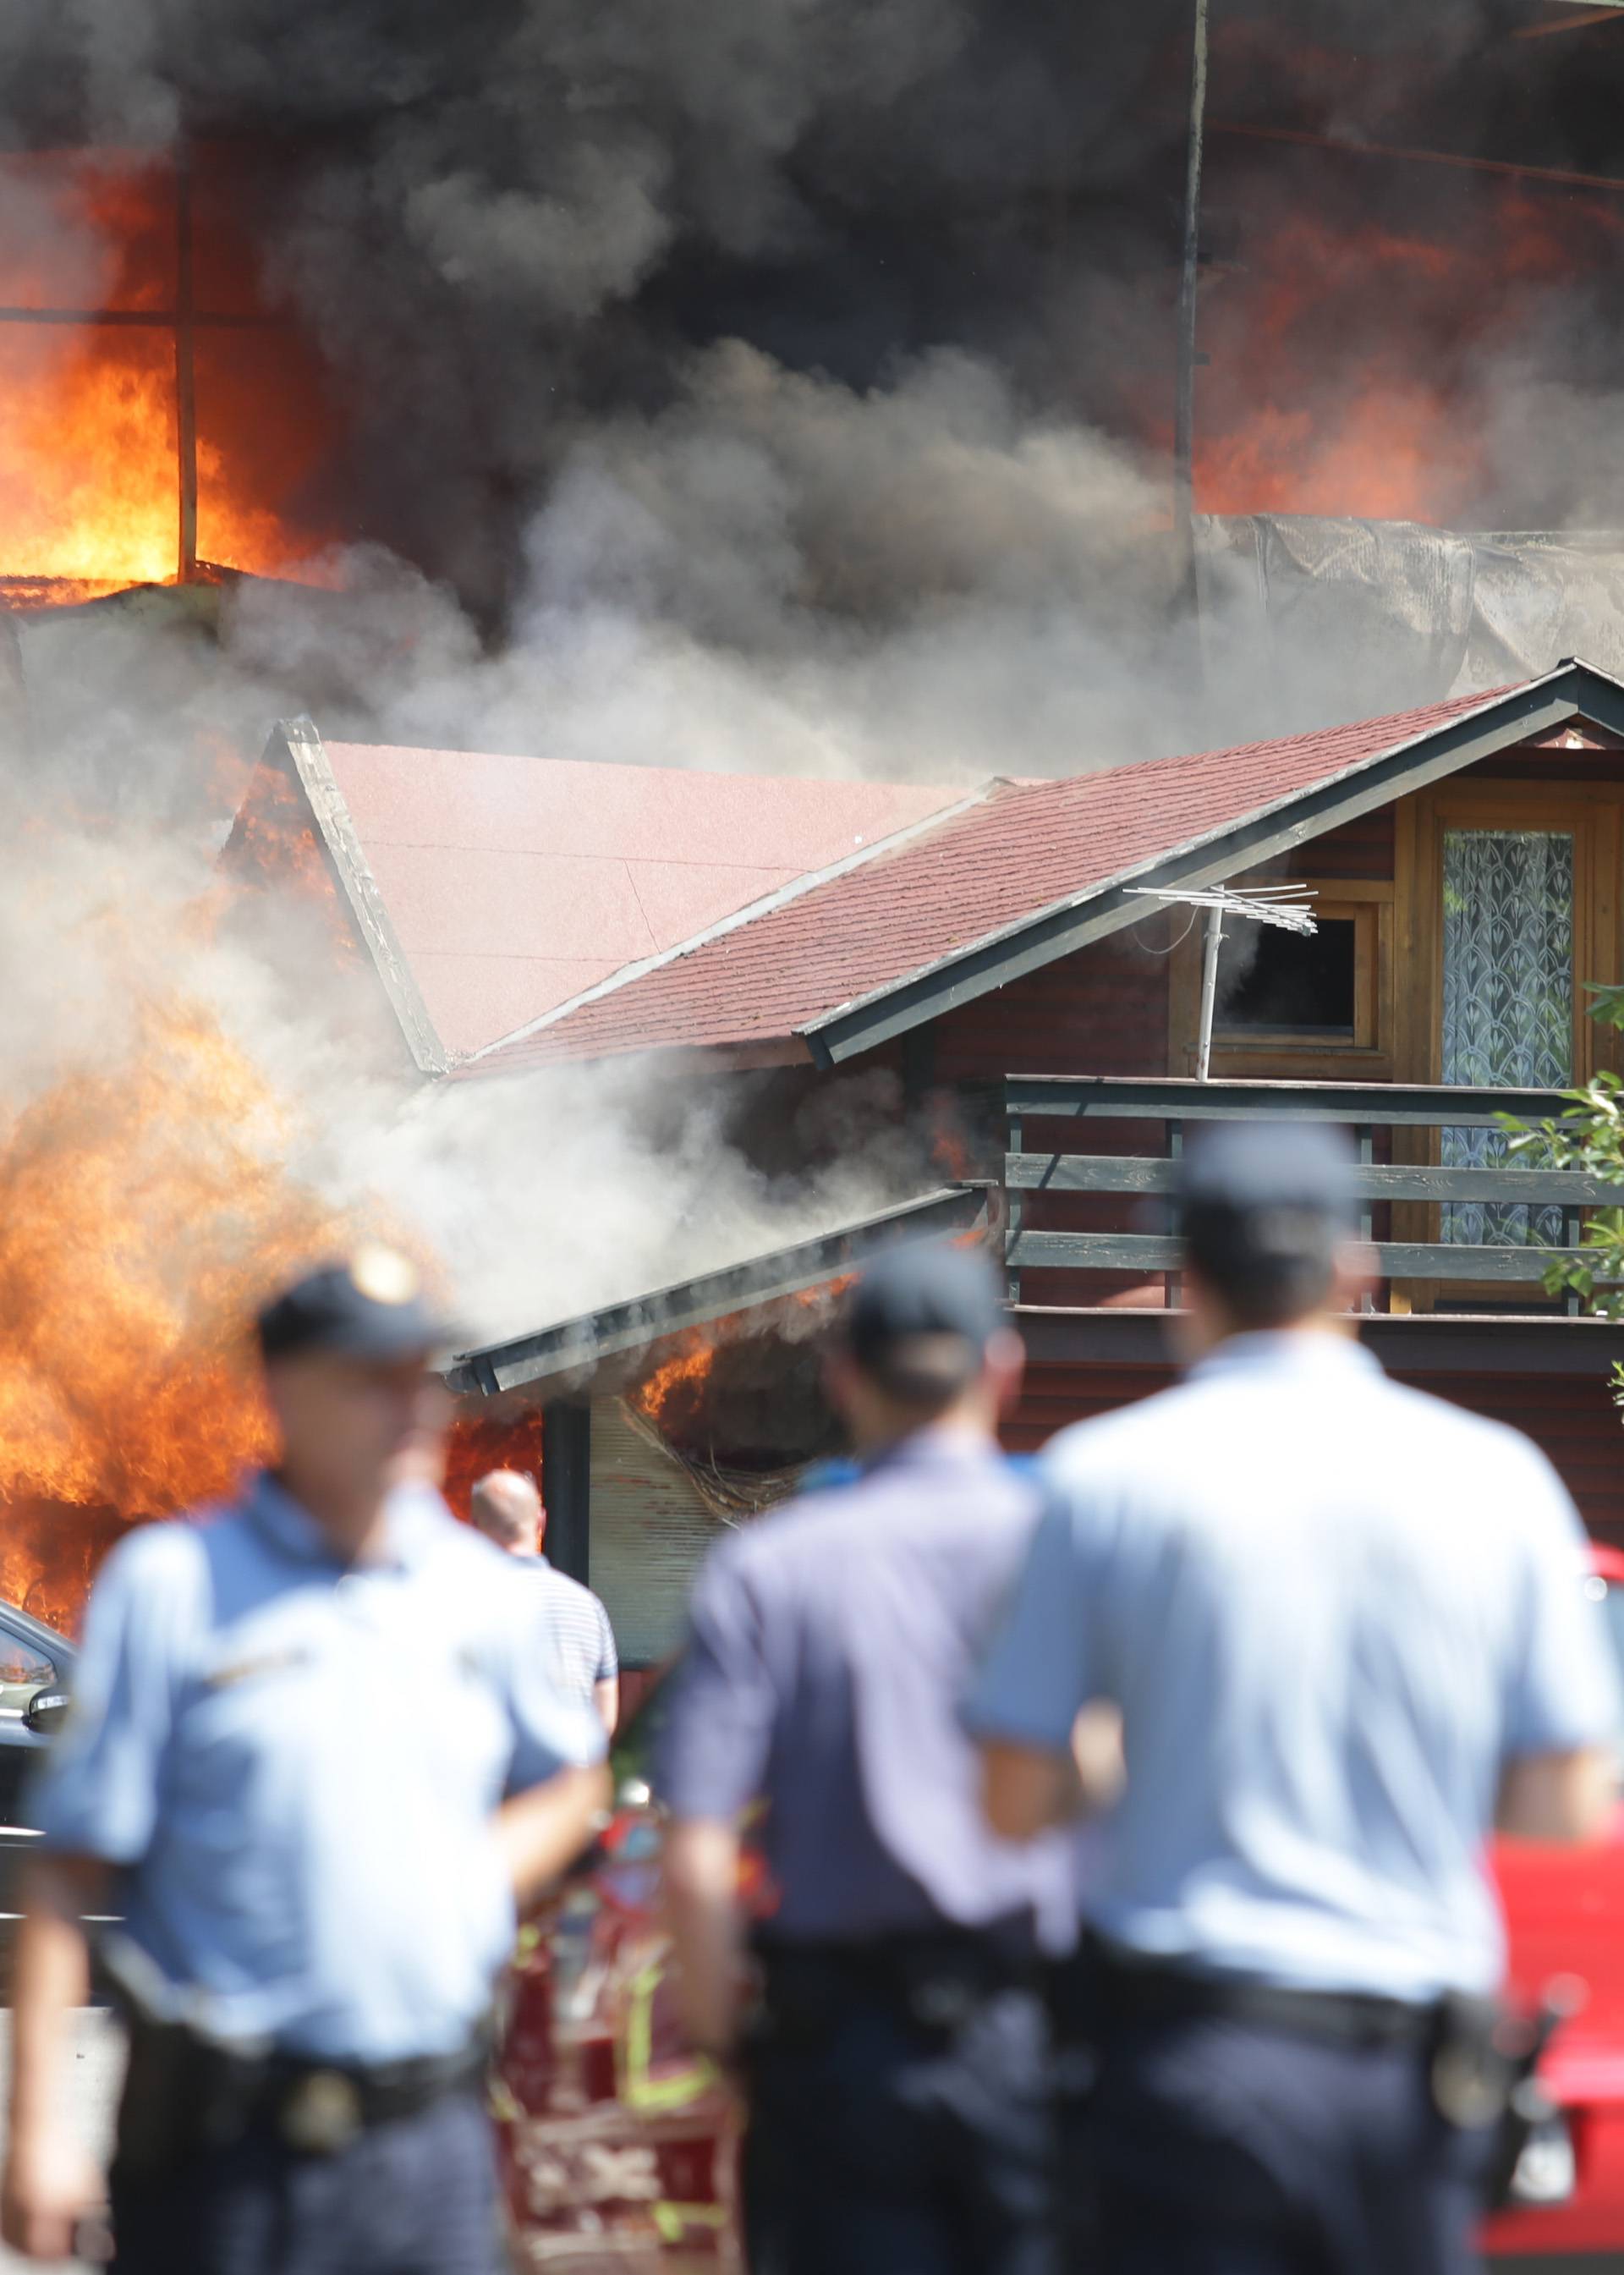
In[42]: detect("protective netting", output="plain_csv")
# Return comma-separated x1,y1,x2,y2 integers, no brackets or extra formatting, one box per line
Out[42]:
1198,516,1624,704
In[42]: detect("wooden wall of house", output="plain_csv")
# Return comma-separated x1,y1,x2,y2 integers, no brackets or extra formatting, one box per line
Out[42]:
927,930,1171,1305
1270,806,1395,882
1415,1373,1624,1545
1006,1360,1624,1547
914,810,1410,1308
930,926,1172,1085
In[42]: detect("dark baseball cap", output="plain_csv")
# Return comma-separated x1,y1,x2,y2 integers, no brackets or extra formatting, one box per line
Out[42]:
256,1247,457,1365
1177,1120,1358,1227
1177,1122,1358,1291
844,1242,1006,1383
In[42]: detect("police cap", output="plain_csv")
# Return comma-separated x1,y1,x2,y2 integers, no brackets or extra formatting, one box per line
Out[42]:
256,1246,455,1365
843,1242,1005,1399
1176,1123,1358,1316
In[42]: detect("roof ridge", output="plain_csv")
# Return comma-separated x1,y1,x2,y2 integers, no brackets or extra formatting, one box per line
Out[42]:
462,774,1000,1063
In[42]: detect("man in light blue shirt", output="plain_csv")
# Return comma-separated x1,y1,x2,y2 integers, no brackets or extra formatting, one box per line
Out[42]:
1,1249,609,2274
969,1126,1620,2275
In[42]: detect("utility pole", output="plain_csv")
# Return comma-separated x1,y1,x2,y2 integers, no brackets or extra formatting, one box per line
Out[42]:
1172,0,1210,629
174,138,199,583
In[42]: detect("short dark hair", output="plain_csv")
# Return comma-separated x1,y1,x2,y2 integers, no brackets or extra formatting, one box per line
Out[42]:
1176,1123,1357,1328
842,1245,1003,1415
1182,1206,1339,1328
859,1332,983,1415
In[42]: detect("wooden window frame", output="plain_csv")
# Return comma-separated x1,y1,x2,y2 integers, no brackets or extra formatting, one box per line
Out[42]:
1392,779,1624,1311
1168,878,1394,1080
1396,781,1622,1091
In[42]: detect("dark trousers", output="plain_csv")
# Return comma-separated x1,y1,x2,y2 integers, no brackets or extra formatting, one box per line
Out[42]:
1086,2014,1490,2275
109,2087,505,2275
743,1981,1056,2275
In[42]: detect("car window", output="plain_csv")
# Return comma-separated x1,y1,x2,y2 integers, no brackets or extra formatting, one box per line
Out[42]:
0,1624,55,1718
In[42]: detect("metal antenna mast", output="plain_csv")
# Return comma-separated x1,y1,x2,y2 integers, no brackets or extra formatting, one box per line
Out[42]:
1129,882,1317,1079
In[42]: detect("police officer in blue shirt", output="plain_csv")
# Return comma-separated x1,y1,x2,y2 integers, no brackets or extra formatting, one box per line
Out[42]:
656,1244,1078,2275
0,1248,609,2273
968,1125,1622,2275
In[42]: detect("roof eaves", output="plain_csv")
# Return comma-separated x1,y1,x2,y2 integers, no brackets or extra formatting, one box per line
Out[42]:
443,1182,991,1396
270,717,452,1076
464,778,997,1066
802,661,1605,1066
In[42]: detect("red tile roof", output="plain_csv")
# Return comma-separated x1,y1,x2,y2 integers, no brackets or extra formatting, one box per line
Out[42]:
463,682,1513,1076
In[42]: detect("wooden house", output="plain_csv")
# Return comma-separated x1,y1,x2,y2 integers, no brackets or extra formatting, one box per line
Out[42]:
231,658,1624,1662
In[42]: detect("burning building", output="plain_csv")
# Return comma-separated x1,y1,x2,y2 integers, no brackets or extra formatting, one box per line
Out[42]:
10,0,1624,1638
200,657,1624,1679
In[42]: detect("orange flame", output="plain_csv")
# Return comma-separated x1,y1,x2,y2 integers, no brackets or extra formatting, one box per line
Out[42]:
0,151,338,600
1183,185,1624,525
443,1408,548,1524
631,1278,857,1438
0,999,345,1614
634,1336,716,1431
217,761,365,965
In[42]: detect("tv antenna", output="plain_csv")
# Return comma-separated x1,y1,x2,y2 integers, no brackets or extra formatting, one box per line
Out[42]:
1128,882,1317,1080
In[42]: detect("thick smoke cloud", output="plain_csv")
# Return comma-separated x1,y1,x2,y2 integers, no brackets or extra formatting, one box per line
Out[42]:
12,0,1623,750
7,0,1183,609
7,0,1624,1400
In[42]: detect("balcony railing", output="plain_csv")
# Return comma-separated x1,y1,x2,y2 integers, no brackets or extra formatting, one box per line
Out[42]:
1003,1075,1624,1311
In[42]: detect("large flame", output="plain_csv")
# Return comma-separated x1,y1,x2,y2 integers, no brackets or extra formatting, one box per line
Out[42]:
0,328,184,596
1185,182,1624,525
0,999,343,1616
0,151,337,601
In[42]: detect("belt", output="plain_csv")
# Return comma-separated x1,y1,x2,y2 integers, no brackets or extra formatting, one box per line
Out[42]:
261,2036,491,2154
1086,1937,1436,2047
758,1919,1041,1983
755,1923,1042,2041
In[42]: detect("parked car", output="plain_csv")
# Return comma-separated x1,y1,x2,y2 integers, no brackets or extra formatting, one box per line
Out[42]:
1482,1542,1624,2267
0,1599,75,1926
496,1550,1624,2273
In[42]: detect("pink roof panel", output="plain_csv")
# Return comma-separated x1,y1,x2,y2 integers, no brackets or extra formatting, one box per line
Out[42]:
317,742,962,1057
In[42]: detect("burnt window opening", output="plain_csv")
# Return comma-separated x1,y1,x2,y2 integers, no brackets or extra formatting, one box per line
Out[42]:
1216,917,1358,1040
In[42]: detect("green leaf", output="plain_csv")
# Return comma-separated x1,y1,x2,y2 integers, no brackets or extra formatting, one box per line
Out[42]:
1585,982,1624,1034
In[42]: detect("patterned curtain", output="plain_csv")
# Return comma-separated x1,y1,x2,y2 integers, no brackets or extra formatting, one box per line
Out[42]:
1440,829,1572,1246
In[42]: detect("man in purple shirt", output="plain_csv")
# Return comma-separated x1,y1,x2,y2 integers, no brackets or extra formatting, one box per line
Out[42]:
656,1245,1077,2275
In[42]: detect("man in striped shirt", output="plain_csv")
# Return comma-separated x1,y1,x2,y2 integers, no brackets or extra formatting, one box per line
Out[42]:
470,1470,619,1734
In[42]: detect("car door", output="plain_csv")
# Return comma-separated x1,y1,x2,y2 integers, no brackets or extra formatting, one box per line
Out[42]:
0,1611,67,1921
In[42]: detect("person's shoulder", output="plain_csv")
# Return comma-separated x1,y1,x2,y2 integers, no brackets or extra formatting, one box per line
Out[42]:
85,1511,216,1629
744,1464,895,1549
1042,1375,1203,1478
532,1561,611,1620
1371,1371,1560,1474
692,1482,847,1596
